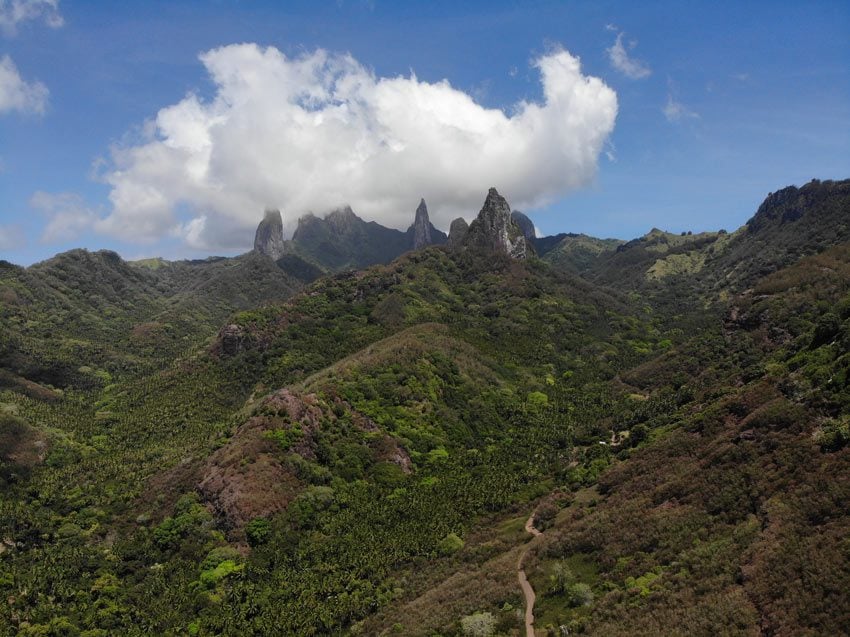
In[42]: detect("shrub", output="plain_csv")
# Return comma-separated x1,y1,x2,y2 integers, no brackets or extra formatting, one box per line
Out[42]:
547,561,574,595
245,518,272,547
630,424,649,446
198,560,243,589
534,501,558,531
812,312,840,347
264,425,303,451
437,532,464,556
527,391,549,407
460,611,496,636
371,461,406,487
815,419,850,452
201,546,242,571
567,582,594,607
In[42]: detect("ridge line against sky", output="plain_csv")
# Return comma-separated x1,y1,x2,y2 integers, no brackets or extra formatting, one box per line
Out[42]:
0,0,848,265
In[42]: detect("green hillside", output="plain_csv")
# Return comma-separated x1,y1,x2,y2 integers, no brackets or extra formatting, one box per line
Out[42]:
0,249,312,391
0,180,848,636
536,234,624,274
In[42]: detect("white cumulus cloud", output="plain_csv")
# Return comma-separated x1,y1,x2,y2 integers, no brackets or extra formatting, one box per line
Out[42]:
0,54,47,114
0,0,63,35
31,190,98,243
97,44,618,250
607,32,651,80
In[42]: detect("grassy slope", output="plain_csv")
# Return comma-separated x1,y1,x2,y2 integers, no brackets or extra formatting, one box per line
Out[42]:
536,234,623,274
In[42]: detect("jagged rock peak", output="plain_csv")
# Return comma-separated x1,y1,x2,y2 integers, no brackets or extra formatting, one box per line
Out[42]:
409,198,433,249
447,217,469,250
325,206,361,232
511,211,536,240
254,208,286,260
463,188,530,259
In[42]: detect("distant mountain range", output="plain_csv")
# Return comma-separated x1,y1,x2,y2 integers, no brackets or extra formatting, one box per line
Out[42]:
255,198,446,272
254,178,850,291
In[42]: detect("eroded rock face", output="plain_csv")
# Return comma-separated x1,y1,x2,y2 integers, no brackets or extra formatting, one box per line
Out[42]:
254,208,286,260
463,188,530,258
410,199,433,249
511,211,536,240
447,217,469,250
218,324,245,356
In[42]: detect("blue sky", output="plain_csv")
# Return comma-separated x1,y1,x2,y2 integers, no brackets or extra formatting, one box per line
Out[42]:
1,0,848,265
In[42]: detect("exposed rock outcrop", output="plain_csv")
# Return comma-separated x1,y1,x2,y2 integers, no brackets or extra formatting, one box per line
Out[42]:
511,211,536,240
447,218,469,249
285,206,411,271
323,206,360,235
217,324,246,357
283,201,447,270
463,188,530,259
408,199,433,250
406,198,447,250
254,208,286,260
409,199,433,249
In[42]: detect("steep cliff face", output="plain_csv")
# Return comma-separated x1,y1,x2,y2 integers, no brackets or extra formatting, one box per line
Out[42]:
286,206,412,271
462,188,531,259
511,211,536,240
447,217,469,250
253,208,286,260
409,199,432,249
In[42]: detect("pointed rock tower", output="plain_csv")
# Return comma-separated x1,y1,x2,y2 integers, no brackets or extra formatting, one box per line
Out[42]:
406,198,447,249
463,188,530,259
254,208,286,260
409,199,433,249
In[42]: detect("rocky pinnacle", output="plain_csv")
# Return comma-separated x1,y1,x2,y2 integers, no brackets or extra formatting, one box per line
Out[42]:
254,208,286,260
463,188,530,259
410,198,433,249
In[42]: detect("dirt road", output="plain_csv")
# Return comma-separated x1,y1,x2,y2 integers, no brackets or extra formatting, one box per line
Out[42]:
517,514,542,637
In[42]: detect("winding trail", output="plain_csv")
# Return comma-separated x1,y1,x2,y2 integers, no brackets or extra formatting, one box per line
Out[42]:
517,514,543,637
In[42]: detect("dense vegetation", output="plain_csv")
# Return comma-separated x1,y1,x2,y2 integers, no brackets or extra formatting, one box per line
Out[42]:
0,249,316,391
0,179,848,636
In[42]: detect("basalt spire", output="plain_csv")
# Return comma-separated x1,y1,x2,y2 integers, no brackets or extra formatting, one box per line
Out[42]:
462,188,531,259
253,208,286,260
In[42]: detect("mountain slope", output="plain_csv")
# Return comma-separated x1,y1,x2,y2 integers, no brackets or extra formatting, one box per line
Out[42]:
1,180,849,636
0,249,311,390
514,243,850,635
536,233,624,273
584,178,850,302
0,238,657,635
284,206,412,271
